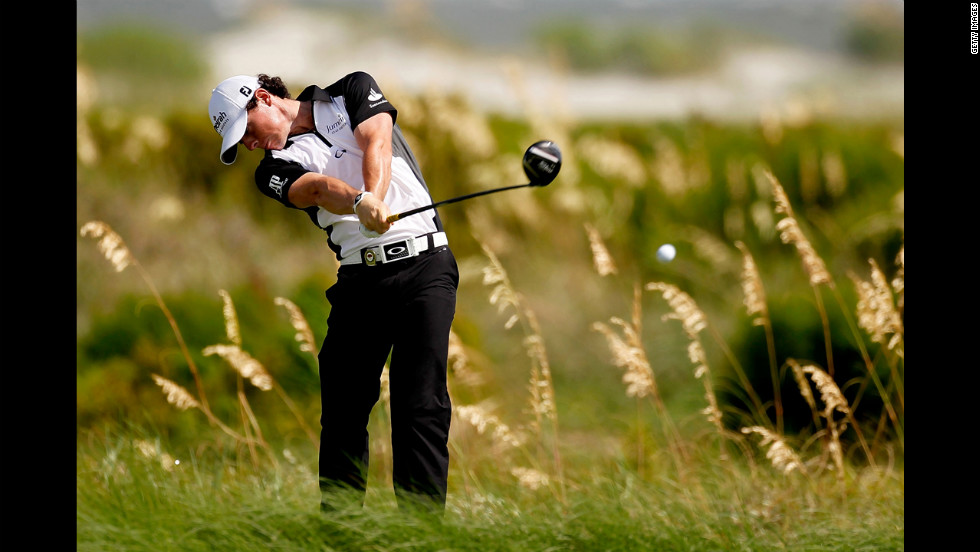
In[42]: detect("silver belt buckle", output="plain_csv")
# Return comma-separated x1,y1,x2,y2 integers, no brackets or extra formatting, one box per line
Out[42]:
380,238,417,264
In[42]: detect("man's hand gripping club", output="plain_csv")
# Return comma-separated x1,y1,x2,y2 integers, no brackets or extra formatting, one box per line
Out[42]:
354,191,392,238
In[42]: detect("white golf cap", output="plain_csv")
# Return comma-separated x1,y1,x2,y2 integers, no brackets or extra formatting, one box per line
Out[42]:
208,75,260,165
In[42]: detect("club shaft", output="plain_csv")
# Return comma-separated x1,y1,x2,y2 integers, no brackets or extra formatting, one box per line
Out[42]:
387,183,531,222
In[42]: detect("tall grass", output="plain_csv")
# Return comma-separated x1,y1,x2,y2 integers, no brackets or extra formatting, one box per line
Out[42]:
81,222,317,467
79,202,903,549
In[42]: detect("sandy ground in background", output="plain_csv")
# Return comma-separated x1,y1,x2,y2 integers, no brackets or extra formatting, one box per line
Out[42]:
205,7,903,124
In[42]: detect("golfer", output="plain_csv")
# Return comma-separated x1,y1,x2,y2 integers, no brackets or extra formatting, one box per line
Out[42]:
208,71,458,512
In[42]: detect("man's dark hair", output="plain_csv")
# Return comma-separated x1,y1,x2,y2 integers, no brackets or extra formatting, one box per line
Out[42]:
246,74,291,110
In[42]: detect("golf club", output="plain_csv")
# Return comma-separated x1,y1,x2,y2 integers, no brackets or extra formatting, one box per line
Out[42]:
385,140,562,223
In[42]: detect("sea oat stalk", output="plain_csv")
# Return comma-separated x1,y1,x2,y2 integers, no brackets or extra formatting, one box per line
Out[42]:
761,172,902,452
80,221,250,440
804,363,849,482
850,259,904,357
237,375,266,467
480,241,565,504
592,318,656,399
202,338,318,445
891,245,904,314
203,344,274,391
219,289,241,347
798,361,876,472
447,329,482,391
802,364,849,419
740,426,807,477
82,221,206,404
152,374,201,411
455,403,525,451
482,244,556,431
585,223,618,276
769,172,831,287
591,284,689,476
150,373,245,442
736,241,783,433
786,359,822,430
645,282,721,432
766,171,836,380
646,281,768,431
274,297,318,358
201,343,273,454
227,293,319,444
849,259,905,417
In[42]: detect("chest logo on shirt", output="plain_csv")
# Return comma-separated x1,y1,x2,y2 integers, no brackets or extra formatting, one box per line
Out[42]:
334,148,347,158
269,175,288,197
325,113,348,134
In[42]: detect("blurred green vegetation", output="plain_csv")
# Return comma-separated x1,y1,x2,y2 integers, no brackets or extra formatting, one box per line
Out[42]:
77,24,903,461
78,23,209,112
532,7,903,77
79,24,206,80
531,20,738,76
843,2,905,64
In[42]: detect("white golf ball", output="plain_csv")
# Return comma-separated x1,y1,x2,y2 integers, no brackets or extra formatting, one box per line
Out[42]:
656,243,676,263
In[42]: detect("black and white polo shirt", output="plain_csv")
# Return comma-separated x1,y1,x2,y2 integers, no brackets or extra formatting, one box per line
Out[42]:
254,71,441,262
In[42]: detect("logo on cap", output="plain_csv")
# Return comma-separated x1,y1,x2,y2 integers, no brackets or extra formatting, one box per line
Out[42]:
212,111,227,132
239,86,252,97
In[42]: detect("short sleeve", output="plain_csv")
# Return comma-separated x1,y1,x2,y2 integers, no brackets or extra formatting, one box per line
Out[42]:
254,153,310,208
338,71,398,130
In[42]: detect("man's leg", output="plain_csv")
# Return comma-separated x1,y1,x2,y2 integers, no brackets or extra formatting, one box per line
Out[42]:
318,273,393,510
388,250,458,511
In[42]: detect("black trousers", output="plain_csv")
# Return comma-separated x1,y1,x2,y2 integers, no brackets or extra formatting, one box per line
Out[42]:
318,245,458,510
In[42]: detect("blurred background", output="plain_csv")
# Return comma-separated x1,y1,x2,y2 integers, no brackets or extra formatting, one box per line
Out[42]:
78,0,904,120
77,0,903,450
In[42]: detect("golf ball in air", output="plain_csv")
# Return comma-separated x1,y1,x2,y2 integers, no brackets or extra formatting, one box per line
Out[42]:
656,244,676,263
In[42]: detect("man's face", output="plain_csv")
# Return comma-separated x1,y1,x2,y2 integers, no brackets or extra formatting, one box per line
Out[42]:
240,91,289,152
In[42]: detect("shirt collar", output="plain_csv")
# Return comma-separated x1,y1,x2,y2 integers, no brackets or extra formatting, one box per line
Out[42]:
296,85,333,103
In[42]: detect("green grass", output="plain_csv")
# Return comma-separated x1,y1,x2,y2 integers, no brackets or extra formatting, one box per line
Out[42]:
77,423,903,552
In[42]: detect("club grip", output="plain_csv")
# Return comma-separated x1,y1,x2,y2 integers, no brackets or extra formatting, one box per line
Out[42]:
386,204,432,222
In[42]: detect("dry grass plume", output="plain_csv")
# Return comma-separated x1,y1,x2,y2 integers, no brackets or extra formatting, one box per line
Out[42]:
202,344,274,391
584,223,618,276
274,296,318,356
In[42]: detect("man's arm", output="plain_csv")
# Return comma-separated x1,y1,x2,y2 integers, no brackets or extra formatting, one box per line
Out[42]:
287,172,391,234
287,172,359,213
354,112,394,201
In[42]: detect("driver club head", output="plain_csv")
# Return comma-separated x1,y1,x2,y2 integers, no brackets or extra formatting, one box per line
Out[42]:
522,140,562,186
